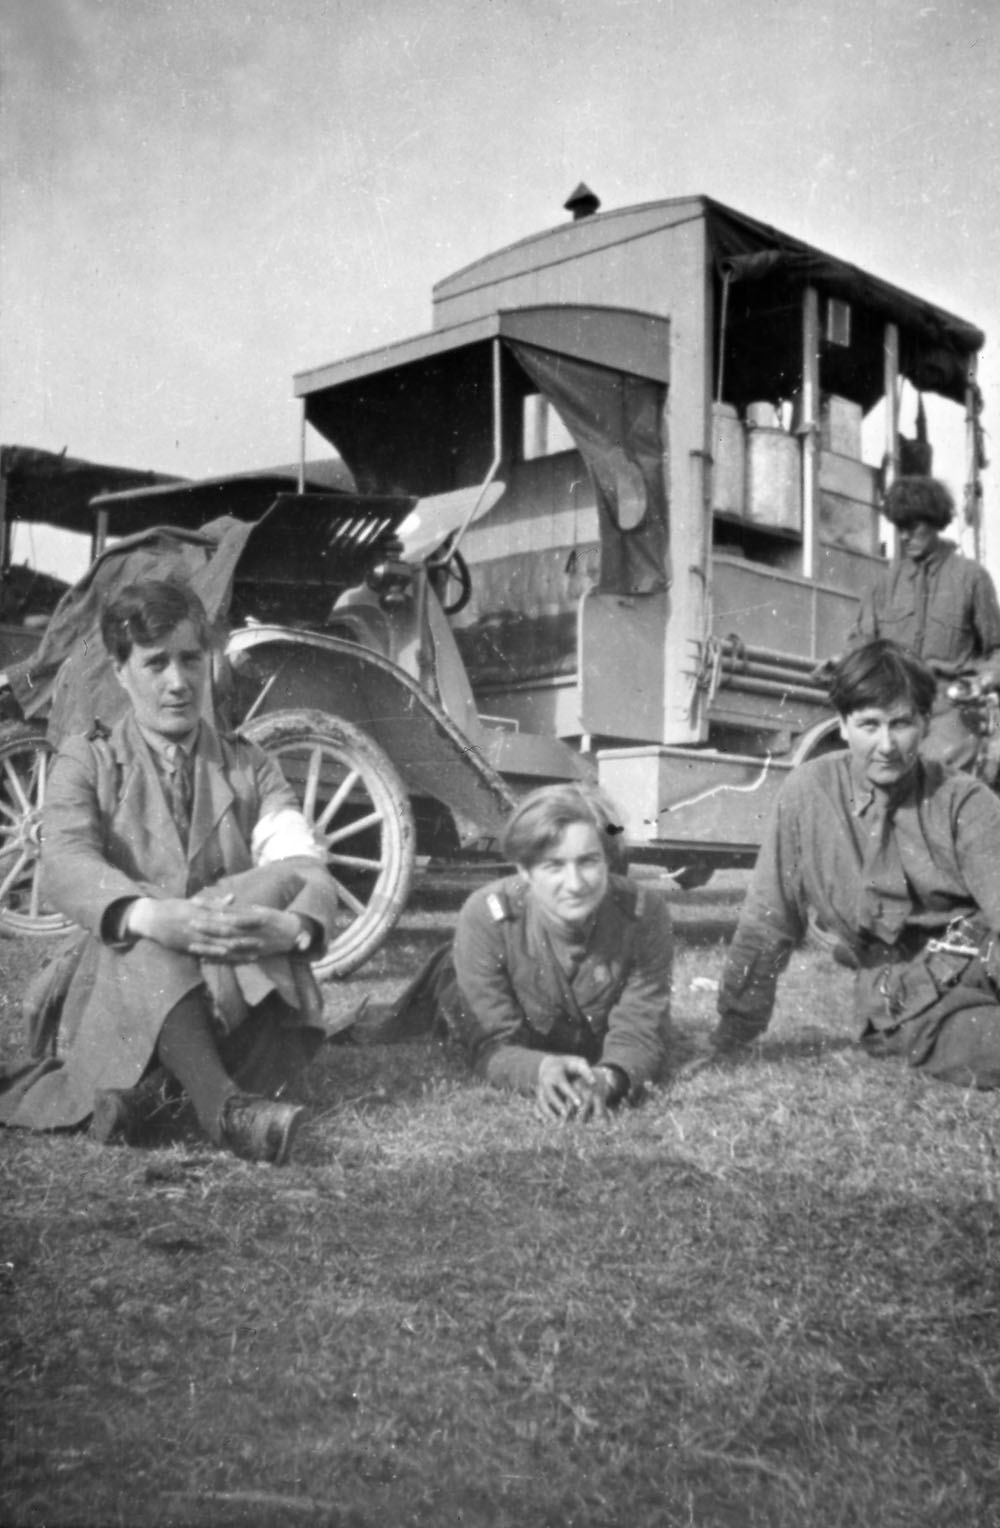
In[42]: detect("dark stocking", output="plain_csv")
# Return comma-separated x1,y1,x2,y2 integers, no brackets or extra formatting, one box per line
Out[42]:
220,996,324,1100
155,991,237,1143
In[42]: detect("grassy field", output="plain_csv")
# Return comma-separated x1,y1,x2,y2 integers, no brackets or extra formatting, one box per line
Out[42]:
1,871,998,1528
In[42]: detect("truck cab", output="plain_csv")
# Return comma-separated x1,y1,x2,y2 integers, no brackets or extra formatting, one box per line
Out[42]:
293,192,986,870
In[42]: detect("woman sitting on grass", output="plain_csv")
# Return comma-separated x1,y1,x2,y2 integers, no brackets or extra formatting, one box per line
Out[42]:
375,784,675,1120
0,579,340,1164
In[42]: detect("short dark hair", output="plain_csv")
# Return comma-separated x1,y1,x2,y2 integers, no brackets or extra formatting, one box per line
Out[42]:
502,783,626,870
882,476,954,529
100,580,212,662
827,640,937,718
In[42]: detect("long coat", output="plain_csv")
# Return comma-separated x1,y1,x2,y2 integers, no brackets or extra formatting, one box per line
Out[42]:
0,713,339,1131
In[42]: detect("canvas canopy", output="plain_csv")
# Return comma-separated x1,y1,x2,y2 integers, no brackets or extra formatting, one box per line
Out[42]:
89,459,355,538
706,202,982,405
298,305,672,597
0,445,182,535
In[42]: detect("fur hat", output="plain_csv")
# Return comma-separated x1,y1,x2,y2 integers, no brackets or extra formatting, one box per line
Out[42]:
882,476,954,528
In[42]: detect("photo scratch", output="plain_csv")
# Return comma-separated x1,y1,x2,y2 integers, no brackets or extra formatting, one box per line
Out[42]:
661,756,774,816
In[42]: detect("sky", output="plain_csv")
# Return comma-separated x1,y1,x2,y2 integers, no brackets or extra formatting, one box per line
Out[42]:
3,0,999,581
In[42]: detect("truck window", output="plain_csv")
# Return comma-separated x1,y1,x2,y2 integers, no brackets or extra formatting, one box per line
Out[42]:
521,393,575,461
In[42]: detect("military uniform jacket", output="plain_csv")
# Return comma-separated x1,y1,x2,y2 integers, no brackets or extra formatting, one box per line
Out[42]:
852,539,1000,677
715,753,1000,1060
0,712,339,1130
445,873,674,1097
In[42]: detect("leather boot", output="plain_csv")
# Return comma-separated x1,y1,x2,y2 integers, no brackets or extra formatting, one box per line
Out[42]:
91,1069,181,1146
218,1093,305,1166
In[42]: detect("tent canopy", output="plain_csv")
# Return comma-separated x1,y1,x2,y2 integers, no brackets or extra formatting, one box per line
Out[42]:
705,201,981,405
0,445,183,535
89,458,356,537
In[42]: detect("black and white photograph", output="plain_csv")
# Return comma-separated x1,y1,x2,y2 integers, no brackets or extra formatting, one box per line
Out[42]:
2,3,999,1524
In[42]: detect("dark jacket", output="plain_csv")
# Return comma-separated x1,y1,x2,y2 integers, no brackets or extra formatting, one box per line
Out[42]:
715,752,1000,1067
851,539,1000,677
443,873,674,1097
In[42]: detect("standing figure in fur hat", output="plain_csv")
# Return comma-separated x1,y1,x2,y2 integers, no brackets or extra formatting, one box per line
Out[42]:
850,476,1000,769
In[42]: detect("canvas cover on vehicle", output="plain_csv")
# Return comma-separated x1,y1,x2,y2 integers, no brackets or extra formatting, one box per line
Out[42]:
505,340,669,595
5,482,418,744
706,204,983,404
6,517,256,745
296,306,673,604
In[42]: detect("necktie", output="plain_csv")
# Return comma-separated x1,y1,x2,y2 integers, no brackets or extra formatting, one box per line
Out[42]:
911,558,929,656
163,745,193,846
858,797,911,945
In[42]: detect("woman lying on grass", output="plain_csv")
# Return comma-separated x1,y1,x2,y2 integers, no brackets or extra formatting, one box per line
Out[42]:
372,784,675,1121
713,639,1000,1087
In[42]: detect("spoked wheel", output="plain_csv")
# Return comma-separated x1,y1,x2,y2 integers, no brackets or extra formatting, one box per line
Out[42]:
244,709,416,979
0,722,73,937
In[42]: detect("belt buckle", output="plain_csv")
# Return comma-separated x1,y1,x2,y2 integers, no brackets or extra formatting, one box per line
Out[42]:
925,916,982,958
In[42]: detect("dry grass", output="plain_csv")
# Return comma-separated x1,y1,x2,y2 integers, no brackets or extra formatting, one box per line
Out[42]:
1,872,998,1528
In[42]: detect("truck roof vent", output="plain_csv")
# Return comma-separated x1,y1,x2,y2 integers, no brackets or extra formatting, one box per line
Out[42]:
564,183,601,220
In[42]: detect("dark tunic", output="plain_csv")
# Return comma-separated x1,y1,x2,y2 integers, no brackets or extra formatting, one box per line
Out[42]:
0,713,339,1130
851,540,1000,768
715,752,1000,1086
852,539,1000,676
440,873,674,1097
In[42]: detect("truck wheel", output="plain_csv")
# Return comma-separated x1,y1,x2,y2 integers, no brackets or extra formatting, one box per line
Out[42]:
0,722,73,938
244,710,416,979
792,716,843,765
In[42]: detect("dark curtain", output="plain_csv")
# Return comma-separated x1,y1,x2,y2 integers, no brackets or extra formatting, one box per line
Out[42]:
507,341,669,595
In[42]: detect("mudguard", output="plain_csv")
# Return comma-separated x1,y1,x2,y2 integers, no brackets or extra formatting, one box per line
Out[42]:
225,625,517,847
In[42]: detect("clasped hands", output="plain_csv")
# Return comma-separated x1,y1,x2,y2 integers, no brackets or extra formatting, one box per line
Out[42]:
536,1054,618,1124
125,890,305,962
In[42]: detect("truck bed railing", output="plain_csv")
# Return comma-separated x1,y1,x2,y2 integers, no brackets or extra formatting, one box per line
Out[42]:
711,636,829,706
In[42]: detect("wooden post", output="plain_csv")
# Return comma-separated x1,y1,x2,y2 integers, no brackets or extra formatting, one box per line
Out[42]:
800,286,820,580
492,336,503,461
883,322,899,559
93,508,110,559
965,357,982,564
0,446,8,576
